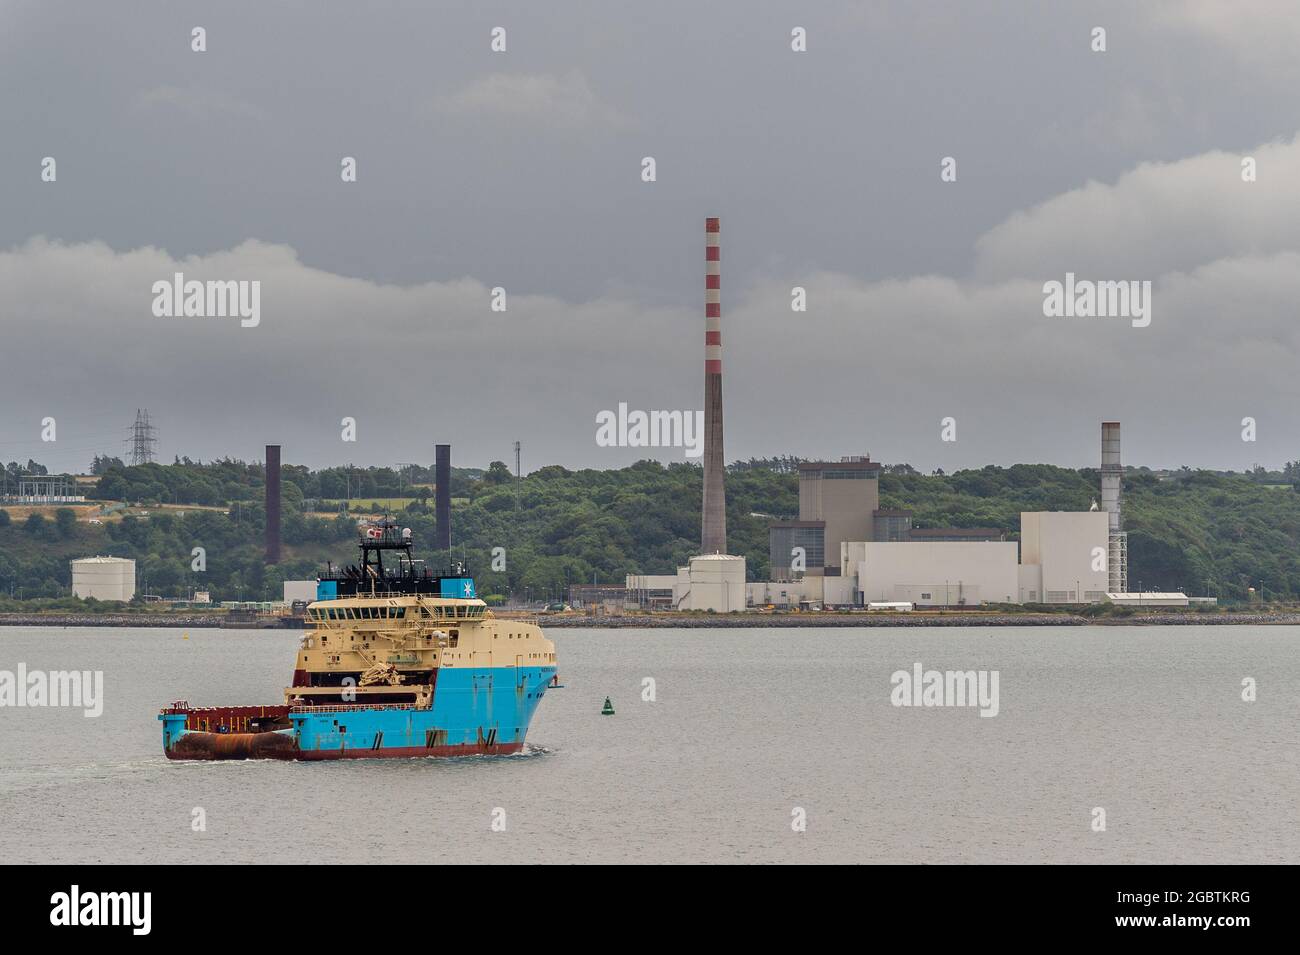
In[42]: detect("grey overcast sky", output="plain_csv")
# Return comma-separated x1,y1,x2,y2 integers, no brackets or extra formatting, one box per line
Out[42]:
2,0,1299,473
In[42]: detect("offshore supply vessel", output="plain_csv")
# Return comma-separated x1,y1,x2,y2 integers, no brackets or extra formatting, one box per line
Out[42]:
158,521,557,760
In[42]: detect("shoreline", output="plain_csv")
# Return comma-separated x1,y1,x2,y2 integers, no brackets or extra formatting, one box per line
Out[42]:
2,611,1298,629
0,613,295,629
538,612,1300,628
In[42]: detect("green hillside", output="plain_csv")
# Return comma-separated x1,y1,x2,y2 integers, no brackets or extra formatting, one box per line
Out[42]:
1,458,1298,605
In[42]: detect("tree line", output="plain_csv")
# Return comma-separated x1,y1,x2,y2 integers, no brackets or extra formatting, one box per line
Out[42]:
1,457,1298,605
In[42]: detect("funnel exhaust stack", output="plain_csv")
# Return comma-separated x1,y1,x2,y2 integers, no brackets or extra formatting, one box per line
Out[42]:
701,217,727,555
1100,422,1127,592
435,444,451,557
265,445,281,563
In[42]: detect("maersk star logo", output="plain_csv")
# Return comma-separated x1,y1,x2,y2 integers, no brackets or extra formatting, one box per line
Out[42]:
462,581,473,597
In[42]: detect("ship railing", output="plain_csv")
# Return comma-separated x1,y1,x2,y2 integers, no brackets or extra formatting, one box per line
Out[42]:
495,612,540,626
317,589,487,603
288,702,424,715
323,589,421,599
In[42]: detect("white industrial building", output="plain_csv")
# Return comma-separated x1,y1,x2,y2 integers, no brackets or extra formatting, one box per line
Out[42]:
849,540,1020,607
803,511,1111,608
71,556,136,602
1018,511,1111,604
625,573,677,609
756,510,1109,609
747,580,808,608
1105,592,1189,607
649,508,1114,612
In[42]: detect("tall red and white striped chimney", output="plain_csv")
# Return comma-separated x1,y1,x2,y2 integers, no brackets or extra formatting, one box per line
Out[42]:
701,216,727,554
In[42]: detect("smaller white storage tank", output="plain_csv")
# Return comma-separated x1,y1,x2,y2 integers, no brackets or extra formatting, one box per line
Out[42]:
677,554,746,612
71,556,136,601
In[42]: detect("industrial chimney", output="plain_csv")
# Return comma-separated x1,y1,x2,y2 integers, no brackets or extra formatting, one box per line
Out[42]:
1100,422,1127,592
435,444,451,558
701,217,727,555
265,444,281,563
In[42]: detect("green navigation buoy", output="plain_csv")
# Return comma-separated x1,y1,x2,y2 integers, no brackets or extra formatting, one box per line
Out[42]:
601,696,615,716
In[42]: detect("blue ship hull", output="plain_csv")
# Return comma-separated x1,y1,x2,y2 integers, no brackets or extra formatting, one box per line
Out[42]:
160,665,557,760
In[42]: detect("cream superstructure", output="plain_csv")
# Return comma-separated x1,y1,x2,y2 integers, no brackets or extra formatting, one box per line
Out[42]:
291,595,555,707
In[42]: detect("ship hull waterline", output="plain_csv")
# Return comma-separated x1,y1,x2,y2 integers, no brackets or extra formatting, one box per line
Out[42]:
164,735,526,761
161,665,555,762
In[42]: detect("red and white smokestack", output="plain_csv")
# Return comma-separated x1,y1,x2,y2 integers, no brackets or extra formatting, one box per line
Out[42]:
705,217,721,373
701,217,727,555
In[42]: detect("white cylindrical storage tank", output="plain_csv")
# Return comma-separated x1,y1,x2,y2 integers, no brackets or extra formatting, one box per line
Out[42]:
687,554,747,612
71,557,136,601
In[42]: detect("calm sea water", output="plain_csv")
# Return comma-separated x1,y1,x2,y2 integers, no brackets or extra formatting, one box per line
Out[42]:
0,625,1296,864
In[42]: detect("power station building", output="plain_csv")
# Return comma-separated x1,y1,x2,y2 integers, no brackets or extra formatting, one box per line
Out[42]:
754,424,1128,609
845,540,1020,607
759,509,1109,609
1018,510,1111,604
659,215,1131,613
767,455,1007,583
770,458,880,577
